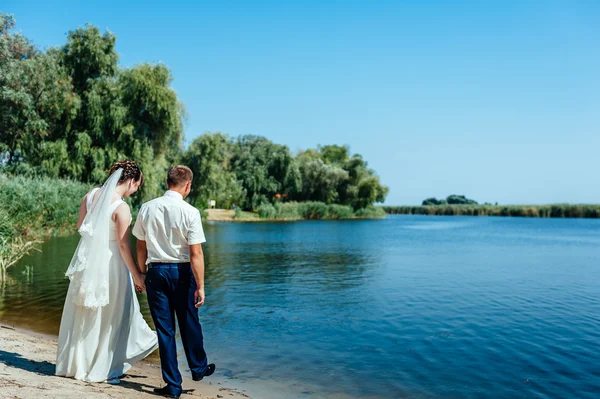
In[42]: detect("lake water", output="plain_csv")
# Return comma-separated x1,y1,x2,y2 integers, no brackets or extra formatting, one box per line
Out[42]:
1,215,600,398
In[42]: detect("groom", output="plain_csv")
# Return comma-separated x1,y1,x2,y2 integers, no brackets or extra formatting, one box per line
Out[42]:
133,165,215,399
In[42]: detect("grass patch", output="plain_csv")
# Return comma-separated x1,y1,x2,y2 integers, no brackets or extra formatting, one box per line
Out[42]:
0,174,91,272
252,201,386,220
233,209,261,220
354,206,386,219
326,204,354,219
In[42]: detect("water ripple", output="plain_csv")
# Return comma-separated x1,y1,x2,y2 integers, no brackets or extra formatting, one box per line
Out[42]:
1,217,600,398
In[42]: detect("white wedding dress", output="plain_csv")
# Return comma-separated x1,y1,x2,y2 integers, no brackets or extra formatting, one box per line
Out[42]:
56,188,158,382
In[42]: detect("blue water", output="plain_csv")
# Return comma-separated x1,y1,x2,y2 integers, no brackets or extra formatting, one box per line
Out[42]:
2,215,600,398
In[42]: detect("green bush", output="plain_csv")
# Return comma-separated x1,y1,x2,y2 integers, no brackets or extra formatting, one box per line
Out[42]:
200,208,209,220
255,201,382,220
257,203,277,218
274,202,300,219
0,173,91,271
0,208,17,241
354,206,386,218
298,201,328,219
326,204,354,219
0,174,91,234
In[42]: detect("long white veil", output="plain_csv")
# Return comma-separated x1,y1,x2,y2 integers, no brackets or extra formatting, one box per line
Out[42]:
65,168,123,309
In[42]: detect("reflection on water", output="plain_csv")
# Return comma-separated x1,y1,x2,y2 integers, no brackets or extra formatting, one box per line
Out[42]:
402,221,474,230
0,235,78,333
2,216,600,398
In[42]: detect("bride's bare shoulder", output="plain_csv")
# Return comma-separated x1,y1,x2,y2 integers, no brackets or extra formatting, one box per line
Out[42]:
83,187,100,200
113,201,131,224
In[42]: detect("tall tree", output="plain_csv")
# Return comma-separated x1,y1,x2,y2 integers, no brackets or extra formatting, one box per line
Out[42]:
0,15,78,167
231,135,297,210
295,151,347,204
182,132,245,209
61,24,118,95
312,145,389,209
0,17,185,203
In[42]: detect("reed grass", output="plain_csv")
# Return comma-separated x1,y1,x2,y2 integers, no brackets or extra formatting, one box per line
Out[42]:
256,201,386,220
381,204,600,218
354,206,387,219
326,204,355,220
0,174,91,272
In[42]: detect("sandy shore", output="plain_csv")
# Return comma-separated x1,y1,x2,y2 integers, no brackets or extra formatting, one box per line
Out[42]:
204,209,298,223
205,209,237,222
0,325,249,399
204,209,264,222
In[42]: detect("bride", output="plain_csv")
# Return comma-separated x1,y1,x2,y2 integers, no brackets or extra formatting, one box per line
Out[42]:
56,160,158,384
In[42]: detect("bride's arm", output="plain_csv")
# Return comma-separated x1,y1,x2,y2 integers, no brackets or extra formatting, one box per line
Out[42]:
114,204,146,291
76,194,89,229
136,240,148,274
77,189,101,229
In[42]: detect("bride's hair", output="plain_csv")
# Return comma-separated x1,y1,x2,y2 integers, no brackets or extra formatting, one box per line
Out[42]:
108,160,144,186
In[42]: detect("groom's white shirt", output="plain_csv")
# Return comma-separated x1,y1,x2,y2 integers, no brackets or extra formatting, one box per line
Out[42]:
132,190,206,264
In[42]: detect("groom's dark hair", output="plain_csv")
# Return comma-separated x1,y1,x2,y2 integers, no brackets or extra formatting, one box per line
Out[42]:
167,165,193,187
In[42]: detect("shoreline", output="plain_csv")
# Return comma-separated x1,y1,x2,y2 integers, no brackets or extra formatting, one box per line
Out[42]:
204,209,386,222
0,324,250,399
382,204,600,218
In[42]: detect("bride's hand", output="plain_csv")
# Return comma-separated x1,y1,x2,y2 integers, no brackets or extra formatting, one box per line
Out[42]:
133,273,146,292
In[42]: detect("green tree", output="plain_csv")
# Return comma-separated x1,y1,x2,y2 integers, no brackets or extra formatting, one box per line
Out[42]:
120,64,184,158
319,144,350,165
0,15,78,166
311,146,389,210
231,135,297,210
354,175,389,209
0,18,185,204
182,132,245,209
422,197,447,205
61,24,118,94
295,152,347,204
446,195,477,205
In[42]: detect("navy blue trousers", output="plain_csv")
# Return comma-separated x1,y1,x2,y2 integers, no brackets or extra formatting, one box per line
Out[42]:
146,263,209,394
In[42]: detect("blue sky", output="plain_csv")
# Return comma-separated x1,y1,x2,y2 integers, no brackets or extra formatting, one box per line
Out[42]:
4,0,600,205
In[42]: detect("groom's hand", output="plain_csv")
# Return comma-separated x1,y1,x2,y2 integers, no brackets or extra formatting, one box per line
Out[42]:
194,288,205,308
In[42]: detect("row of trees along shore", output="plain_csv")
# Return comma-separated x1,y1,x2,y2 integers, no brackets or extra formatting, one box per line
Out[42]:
0,14,388,213
383,194,600,219
383,204,600,218
0,14,388,269
0,12,390,270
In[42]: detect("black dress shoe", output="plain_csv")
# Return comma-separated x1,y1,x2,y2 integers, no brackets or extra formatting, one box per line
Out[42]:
192,363,216,381
153,386,181,399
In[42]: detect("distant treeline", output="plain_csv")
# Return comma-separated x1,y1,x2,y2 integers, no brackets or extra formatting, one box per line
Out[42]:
382,204,600,218
422,195,478,206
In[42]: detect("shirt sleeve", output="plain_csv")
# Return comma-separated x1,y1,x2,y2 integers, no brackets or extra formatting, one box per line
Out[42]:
132,205,147,241
188,210,206,245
